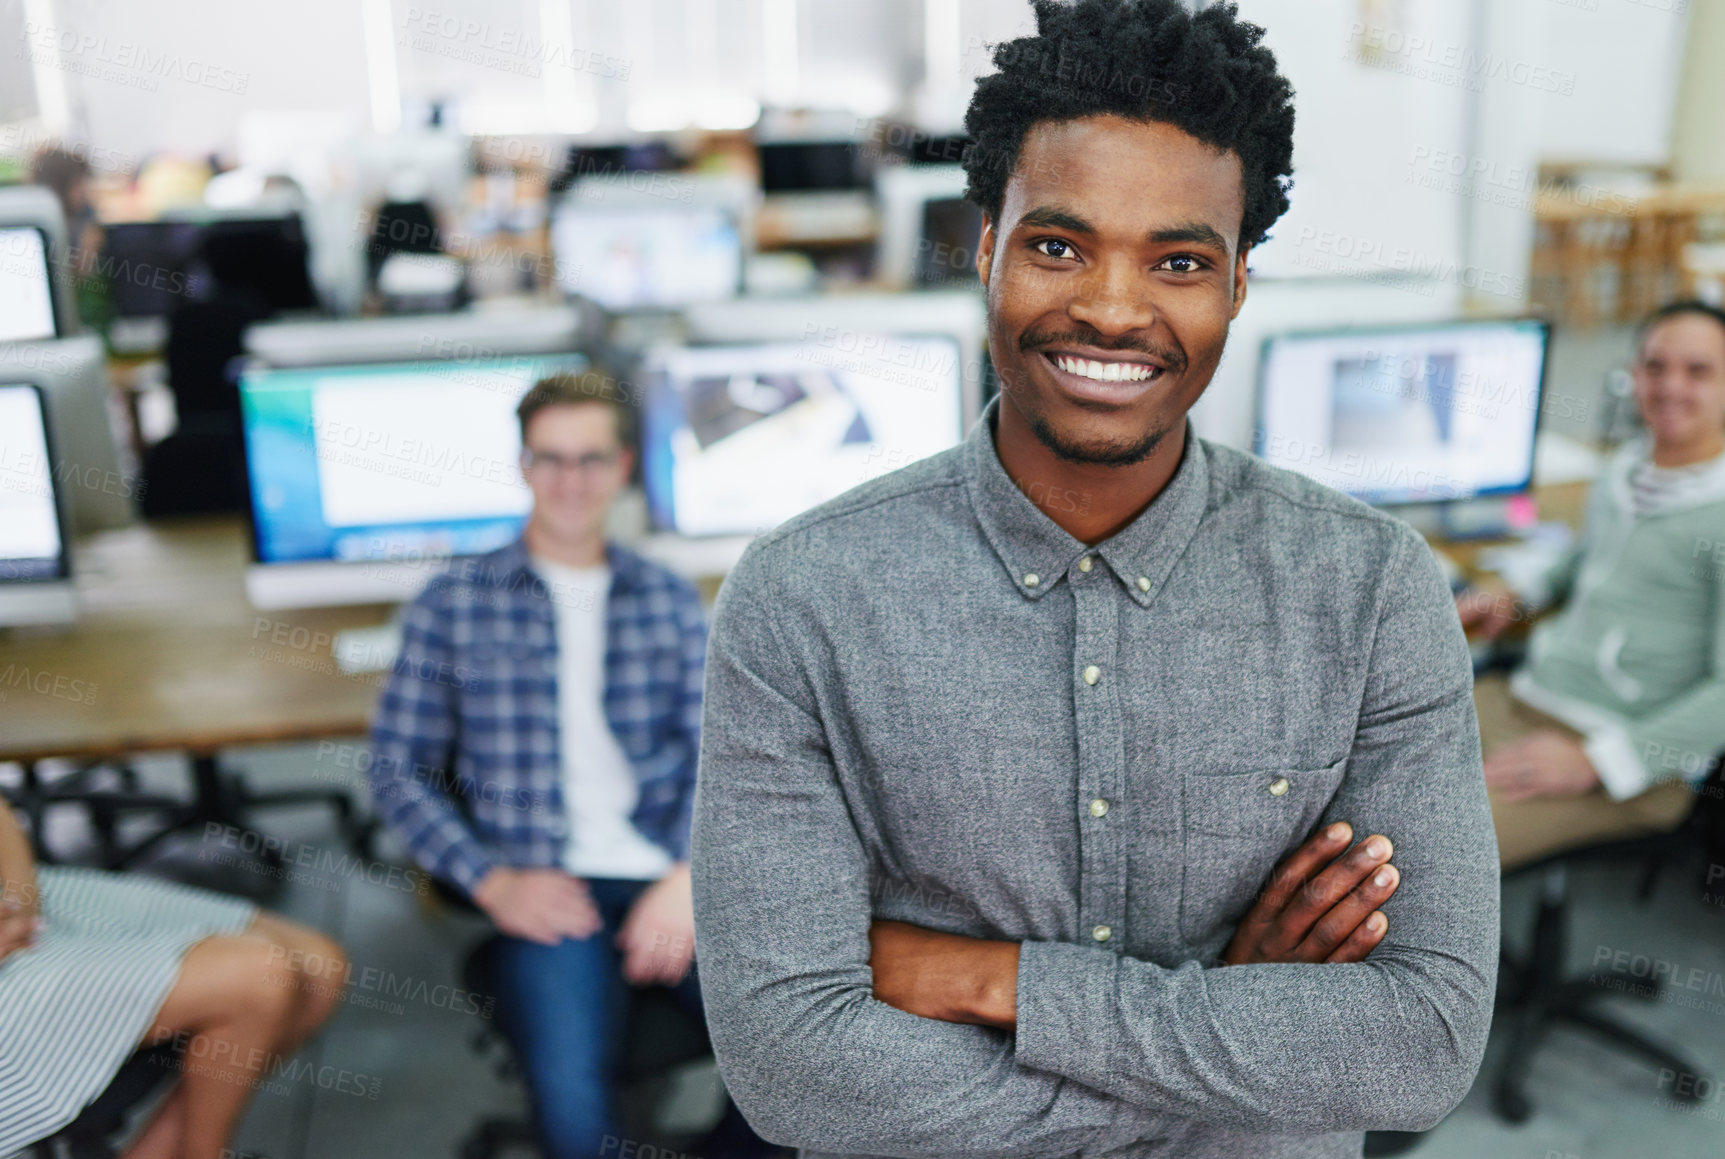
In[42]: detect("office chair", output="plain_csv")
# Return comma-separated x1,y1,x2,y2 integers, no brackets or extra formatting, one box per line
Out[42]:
6,752,374,881
429,881,727,1159
28,1044,181,1159
1490,757,1725,1123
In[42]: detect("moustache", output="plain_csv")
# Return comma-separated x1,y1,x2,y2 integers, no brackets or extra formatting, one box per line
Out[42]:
1018,328,1187,375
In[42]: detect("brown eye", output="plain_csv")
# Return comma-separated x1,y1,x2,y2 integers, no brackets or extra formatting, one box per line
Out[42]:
1033,238,1074,259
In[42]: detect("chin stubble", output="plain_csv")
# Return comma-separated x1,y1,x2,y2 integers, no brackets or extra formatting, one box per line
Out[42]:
1025,407,1169,467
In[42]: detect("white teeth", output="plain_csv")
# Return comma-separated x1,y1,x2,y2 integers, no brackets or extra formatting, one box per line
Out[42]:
1052,354,1157,383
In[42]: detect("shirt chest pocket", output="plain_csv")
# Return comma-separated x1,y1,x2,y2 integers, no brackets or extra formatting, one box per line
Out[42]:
1177,756,1348,947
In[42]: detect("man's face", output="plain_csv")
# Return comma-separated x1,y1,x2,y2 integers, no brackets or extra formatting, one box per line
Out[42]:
1633,314,1725,449
977,115,1249,466
519,403,632,542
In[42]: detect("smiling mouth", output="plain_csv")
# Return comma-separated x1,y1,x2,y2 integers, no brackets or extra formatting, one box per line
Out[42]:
1042,351,1165,385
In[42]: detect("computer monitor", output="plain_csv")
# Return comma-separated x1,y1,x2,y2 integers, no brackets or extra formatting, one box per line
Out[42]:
0,226,59,343
0,336,131,532
916,198,984,289
640,334,965,538
0,381,76,626
102,213,318,321
758,142,871,194
550,142,683,194
874,164,969,291
1254,318,1551,505
238,353,587,609
244,305,586,368
682,290,987,421
0,184,75,343
550,199,743,312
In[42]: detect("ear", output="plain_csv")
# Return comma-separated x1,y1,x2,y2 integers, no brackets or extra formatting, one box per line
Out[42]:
975,215,997,286
1229,245,1250,320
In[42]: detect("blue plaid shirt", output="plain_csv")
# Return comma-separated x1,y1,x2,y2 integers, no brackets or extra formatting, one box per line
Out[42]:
367,536,707,898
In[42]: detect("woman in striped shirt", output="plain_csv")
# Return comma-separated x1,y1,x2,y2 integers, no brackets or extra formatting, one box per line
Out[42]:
0,797,348,1159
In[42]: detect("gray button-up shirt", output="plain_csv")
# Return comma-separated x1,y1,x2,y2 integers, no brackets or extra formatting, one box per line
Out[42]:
692,396,1499,1159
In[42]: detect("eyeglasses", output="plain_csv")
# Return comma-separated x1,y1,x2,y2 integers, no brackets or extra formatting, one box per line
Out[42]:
521,448,622,475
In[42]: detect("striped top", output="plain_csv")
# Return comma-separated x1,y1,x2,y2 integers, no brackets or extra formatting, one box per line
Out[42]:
0,866,257,1155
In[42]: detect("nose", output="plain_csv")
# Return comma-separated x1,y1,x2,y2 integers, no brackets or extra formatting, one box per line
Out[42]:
1066,255,1157,338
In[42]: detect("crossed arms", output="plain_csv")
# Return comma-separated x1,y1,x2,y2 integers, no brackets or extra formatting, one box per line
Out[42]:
689,537,1500,1156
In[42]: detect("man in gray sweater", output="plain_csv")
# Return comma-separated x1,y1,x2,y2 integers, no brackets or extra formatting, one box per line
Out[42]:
691,2,1499,1156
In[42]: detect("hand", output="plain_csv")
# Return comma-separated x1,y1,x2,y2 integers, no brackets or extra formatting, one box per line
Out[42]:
472,867,602,946
867,919,1019,1029
1221,822,1400,966
1455,581,1520,641
0,899,39,965
1484,729,1601,801
617,863,695,986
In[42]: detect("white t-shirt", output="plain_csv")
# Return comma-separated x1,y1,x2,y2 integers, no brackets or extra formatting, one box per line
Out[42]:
531,553,674,881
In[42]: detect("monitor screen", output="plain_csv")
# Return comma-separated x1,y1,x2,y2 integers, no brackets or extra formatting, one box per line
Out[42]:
239,354,584,565
550,202,741,311
1255,319,1550,505
0,227,58,343
641,335,966,537
550,143,683,193
916,197,984,289
758,142,869,193
102,215,316,319
0,383,67,582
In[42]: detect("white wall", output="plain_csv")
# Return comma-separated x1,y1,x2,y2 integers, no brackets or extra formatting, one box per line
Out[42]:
1234,0,1472,286
37,0,374,157
1534,0,1690,166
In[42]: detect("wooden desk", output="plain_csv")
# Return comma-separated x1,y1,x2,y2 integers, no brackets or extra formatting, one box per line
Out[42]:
1,483,1598,766
0,517,390,766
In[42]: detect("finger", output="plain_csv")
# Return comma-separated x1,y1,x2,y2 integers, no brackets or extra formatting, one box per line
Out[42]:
1324,911,1388,963
1272,835,1394,952
1297,862,1399,961
1239,821,1355,929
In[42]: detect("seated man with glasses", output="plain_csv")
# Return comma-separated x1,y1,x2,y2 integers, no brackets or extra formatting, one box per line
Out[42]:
368,373,775,1159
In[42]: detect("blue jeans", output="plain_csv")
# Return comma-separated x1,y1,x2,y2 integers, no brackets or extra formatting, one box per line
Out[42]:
489,877,773,1159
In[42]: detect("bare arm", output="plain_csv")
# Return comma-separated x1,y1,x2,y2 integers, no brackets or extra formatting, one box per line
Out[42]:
0,798,41,962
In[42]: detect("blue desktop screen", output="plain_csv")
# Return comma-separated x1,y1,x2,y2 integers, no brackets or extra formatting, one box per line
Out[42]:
240,355,584,564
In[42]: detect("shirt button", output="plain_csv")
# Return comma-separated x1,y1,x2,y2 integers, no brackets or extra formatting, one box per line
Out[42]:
1092,924,1112,942
1082,664,1101,686
1089,797,1109,818
1078,556,1093,573
1268,776,1291,796
1136,576,1151,592
1024,572,1040,587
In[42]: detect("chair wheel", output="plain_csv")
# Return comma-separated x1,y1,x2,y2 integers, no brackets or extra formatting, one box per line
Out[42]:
1493,1081,1533,1123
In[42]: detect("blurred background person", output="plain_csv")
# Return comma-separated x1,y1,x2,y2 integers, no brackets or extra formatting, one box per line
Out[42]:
0,796,348,1159
1458,301,1725,869
366,375,778,1159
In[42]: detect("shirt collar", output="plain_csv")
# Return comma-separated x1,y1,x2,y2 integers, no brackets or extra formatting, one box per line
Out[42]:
489,534,642,595
961,394,1211,607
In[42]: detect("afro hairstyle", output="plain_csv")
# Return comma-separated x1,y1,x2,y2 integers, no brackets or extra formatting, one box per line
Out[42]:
962,0,1295,252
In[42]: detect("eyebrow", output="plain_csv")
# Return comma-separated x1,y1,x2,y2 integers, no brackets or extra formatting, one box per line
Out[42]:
1015,205,1231,252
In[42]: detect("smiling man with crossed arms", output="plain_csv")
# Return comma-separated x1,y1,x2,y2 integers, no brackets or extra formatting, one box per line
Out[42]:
690,3,1499,1157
